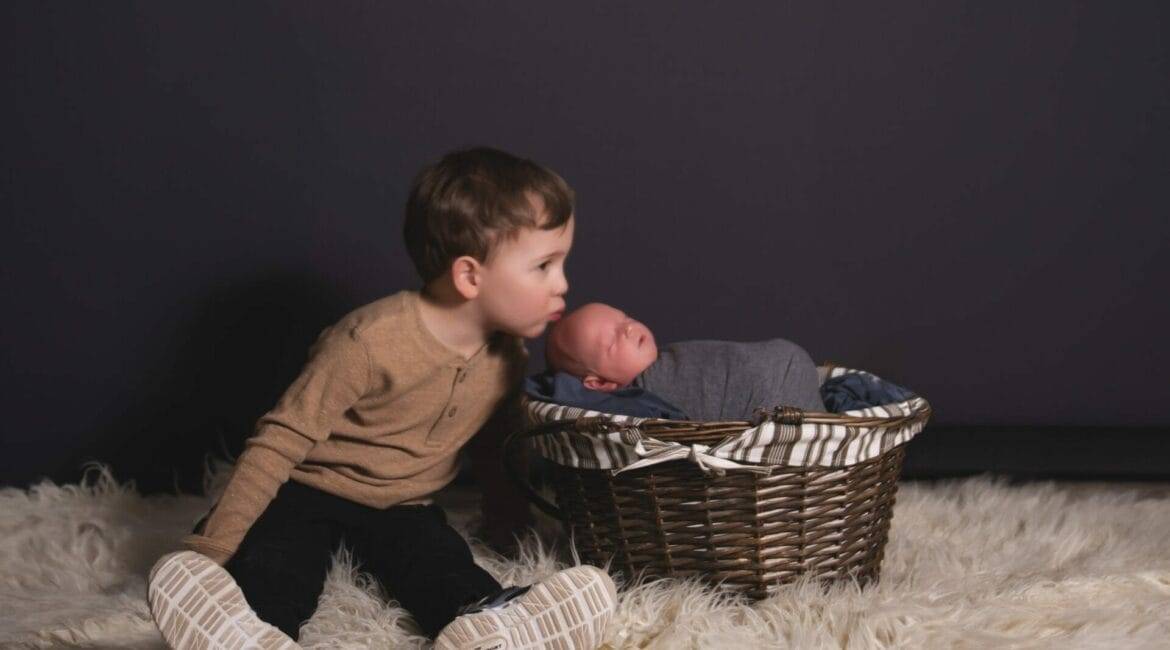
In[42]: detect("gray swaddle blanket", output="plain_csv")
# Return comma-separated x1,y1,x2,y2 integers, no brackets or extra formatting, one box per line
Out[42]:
632,339,825,421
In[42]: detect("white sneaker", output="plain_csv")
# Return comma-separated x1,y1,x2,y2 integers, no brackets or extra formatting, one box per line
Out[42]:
433,565,618,650
148,550,301,649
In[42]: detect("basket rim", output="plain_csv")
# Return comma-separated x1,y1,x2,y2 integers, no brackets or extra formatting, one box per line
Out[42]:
517,364,930,483
522,364,931,437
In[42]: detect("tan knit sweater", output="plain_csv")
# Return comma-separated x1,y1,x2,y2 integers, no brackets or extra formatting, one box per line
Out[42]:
183,290,528,564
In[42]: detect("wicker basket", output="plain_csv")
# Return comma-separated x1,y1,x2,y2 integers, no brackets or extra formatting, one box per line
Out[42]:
504,366,931,599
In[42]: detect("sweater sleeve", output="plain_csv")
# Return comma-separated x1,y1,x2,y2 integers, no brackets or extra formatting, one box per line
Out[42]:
182,325,372,564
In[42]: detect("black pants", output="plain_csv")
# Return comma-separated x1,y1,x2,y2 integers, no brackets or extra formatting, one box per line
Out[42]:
217,481,502,639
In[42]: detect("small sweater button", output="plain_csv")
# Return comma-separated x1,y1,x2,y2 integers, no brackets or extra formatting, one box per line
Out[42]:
447,406,458,417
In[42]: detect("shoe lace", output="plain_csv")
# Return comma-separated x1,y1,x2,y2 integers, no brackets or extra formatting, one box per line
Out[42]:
457,585,532,616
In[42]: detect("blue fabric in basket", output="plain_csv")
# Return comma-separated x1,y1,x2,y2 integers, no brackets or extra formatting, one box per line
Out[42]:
820,373,916,413
523,371,689,420
526,369,916,419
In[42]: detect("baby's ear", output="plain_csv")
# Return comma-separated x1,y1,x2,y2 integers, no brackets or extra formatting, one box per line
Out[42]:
582,375,621,392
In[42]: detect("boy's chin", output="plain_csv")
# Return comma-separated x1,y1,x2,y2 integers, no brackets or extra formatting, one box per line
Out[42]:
508,322,548,339
488,318,546,339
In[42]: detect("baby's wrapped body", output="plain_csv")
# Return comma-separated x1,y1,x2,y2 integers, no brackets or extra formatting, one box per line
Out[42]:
632,338,825,421
538,304,826,421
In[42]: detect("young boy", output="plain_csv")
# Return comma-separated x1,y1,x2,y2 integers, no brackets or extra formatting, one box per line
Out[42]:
148,148,617,650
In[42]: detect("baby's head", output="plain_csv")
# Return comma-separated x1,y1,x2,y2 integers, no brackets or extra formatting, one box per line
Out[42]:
546,303,658,391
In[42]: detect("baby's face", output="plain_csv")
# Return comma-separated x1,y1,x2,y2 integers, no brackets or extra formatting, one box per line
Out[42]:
547,303,658,389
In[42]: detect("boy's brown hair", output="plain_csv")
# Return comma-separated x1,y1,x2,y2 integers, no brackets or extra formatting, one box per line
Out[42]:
403,147,575,284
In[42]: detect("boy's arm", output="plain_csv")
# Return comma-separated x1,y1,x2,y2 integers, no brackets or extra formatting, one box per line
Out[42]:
183,325,372,564
466,387,534,554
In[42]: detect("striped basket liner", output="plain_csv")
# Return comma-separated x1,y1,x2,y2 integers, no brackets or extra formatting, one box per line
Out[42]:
523,365,930,471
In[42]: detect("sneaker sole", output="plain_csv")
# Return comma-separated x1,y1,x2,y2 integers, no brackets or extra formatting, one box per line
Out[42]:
434,565,618,650
148,550,301,650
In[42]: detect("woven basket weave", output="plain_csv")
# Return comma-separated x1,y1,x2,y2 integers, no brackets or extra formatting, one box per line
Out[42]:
505,368,930,599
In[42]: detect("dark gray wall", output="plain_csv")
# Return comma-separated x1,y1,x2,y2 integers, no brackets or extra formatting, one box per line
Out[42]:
3,2,1168,491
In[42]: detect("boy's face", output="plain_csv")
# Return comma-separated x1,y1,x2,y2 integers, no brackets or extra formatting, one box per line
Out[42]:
477,215,574,340
547,303,658,390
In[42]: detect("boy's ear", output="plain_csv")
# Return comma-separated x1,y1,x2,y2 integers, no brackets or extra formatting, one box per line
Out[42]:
450,255,483,300
582,375,622,392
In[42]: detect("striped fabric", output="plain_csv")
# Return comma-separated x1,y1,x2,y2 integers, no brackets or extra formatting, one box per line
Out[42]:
433,565,617,650
148,550,300,649
523,366,929,473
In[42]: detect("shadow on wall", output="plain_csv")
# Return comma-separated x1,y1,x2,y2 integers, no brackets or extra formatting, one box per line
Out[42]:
60,272,355,495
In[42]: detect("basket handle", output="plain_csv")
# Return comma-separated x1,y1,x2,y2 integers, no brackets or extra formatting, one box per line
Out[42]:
503,417,640,521
750,405,805,426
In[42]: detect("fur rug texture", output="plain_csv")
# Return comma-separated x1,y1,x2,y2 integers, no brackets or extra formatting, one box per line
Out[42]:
2,466,1169,649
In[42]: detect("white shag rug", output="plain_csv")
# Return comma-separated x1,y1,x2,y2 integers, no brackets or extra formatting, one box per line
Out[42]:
2,466,1170,649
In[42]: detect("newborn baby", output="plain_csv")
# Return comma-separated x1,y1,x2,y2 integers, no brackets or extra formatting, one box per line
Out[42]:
541,303,825,420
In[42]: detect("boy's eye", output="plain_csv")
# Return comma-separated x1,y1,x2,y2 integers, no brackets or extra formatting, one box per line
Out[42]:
538,261,550,271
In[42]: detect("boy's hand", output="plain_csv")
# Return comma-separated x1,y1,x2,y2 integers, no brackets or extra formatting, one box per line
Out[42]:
180,534,232,566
